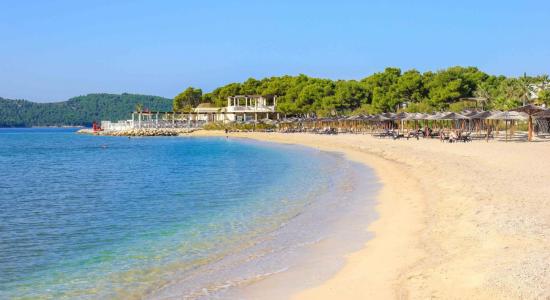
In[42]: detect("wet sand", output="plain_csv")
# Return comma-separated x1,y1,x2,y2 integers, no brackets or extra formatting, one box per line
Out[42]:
189,130,550,299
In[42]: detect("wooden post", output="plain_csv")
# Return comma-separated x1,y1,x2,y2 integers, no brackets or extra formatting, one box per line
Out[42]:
528,115,533,142
505,120,508,142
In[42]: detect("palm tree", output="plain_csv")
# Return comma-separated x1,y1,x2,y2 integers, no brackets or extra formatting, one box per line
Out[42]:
539,74,549,85
135,103,144,128
474,83,491,110
518,74,533,106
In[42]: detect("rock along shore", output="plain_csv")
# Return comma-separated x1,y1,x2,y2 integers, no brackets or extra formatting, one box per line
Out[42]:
77,128,199,136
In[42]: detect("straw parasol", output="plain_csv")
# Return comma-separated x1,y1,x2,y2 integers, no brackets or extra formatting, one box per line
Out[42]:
461,110,481,118
487,111,528,141
437,112,470,120
347,115,363,121
409,113,426,120
394,112,409,120
425,112,444,120
470,111,501,119
512,104,546,141
534,109,550,118
381,112,397,120
371,114,391,121
468,111,500,139
486,111,528,121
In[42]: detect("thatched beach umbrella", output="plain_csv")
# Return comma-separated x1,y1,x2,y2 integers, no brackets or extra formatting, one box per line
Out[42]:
486,111,527,120
371,114,391,122
369,114,392,131
426,112,444,120
462,111,480,129
438,112,470,130
470,111,499,119
469,111,501,138
393,112,409,132
409,113,426,120
408,113,428,130
438,112,469,120
512,104,546,141
534,109,550,118
534,110,550,134
487,111,528,141
461,110,480,117
394,112,409,119
381,112,396,119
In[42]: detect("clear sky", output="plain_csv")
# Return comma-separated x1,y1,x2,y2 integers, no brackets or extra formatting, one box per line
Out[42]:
1,0,549,102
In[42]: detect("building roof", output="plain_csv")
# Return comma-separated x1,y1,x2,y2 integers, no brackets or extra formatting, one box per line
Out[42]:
196,103,217,108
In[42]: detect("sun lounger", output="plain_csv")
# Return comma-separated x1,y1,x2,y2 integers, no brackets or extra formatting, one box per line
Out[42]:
459,132,472,142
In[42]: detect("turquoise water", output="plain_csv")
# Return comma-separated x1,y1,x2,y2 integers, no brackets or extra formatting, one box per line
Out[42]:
0,128,376,299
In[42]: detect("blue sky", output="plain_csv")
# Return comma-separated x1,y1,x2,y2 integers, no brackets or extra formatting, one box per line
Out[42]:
1,0,549,102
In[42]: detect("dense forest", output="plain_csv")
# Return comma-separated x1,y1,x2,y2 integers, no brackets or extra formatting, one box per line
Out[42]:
0,93,172,127
174,66,550,116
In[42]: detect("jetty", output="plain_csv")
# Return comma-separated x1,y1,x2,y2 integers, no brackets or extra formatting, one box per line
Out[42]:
77,127,198,136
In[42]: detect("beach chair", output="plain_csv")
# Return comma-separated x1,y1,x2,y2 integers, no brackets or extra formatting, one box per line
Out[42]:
459,132,472,142
392,131,404,140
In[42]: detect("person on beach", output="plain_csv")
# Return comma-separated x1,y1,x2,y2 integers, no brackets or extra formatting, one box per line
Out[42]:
449,131,458,143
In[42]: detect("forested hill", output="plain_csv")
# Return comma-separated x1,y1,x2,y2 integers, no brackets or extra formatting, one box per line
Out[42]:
0,93,172,127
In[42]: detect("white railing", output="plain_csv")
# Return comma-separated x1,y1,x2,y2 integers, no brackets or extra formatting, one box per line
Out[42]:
101,120,133,131
226,105,275,113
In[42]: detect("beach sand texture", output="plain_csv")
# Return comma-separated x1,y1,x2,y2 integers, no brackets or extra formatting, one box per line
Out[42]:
190,131,550,299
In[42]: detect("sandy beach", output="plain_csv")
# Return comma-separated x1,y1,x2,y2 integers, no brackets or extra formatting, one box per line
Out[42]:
189,130,550,299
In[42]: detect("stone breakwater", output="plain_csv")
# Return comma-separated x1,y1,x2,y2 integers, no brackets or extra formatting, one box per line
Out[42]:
77,128,199,136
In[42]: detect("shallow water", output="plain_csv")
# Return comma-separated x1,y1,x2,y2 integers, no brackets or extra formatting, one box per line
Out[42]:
0,128,377,299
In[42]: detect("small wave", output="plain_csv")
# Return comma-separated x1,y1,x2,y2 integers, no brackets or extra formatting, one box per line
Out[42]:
180,267,290,300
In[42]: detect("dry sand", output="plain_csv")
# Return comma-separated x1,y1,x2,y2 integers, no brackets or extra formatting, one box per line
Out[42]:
189,131,550,299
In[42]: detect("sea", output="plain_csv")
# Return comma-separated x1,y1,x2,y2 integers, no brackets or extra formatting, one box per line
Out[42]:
0,128,378,299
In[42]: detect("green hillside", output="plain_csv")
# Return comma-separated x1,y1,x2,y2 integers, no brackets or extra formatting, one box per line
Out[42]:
0,93,172,127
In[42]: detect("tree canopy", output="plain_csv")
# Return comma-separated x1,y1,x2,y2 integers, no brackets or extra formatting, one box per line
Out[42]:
176,66,549,116
173,87,202,112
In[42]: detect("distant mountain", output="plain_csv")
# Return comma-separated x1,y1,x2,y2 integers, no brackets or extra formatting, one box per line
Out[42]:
0,93,172,127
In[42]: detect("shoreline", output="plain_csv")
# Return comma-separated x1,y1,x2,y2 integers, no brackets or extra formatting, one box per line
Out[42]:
187,130,550,299
187,131,425,299
148,140,380,299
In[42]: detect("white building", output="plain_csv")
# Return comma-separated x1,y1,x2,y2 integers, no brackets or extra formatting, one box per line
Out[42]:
100,95,280,131
193,95,279,122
